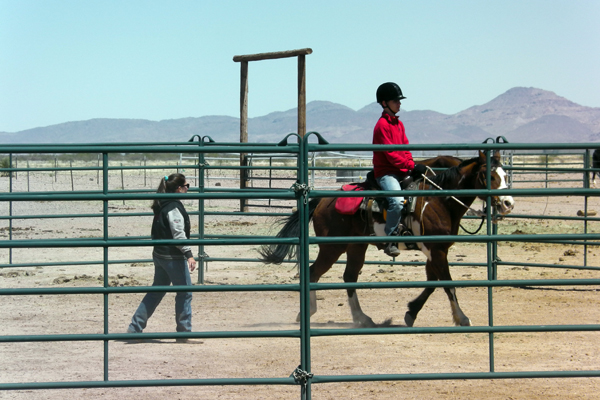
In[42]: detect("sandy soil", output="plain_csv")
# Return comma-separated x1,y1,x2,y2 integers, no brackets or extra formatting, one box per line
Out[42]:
1,167,600,399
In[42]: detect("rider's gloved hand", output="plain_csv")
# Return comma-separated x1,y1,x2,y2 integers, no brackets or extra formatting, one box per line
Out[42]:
411,164,427,179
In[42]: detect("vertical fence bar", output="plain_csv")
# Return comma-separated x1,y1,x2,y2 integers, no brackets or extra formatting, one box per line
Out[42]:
70,160,74,191
584,150,590,267
197,141,206,284
298,135,312,399
102,152,110,381
484,147,496,373
8,153,13,264
120,163,125,205
545,154,549,189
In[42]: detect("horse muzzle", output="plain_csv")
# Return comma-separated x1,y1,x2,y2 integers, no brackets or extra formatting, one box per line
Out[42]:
494,195,515,215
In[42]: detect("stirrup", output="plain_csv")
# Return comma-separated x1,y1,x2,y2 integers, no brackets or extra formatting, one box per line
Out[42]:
391,224,408,237
400,229,418,250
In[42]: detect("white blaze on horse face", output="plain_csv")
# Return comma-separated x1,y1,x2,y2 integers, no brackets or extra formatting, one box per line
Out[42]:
495,167,515,214
496,167,508,189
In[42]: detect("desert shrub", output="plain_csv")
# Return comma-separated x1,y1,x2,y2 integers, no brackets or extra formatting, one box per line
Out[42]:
0,157,12,177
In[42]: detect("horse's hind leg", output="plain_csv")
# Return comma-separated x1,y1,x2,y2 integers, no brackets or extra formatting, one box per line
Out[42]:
295,243,346,322
344,244,376,327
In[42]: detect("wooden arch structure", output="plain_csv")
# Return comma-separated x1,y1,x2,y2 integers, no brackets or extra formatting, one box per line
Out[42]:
233,48,313,211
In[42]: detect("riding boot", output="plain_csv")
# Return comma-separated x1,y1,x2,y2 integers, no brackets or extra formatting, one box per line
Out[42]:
384,242,400,257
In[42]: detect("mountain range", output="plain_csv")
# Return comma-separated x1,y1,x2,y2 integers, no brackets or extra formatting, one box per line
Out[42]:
1,87,599,144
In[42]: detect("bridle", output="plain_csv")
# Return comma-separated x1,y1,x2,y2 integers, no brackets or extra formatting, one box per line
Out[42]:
419,165,501,235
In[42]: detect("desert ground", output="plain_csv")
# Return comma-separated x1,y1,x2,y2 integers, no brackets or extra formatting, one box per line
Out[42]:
1,156,600,399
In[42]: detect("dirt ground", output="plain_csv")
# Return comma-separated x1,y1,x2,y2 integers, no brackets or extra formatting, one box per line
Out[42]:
1,166,600,399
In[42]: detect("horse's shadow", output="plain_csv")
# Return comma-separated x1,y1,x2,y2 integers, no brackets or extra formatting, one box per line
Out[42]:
247,318,408,329
118,338,204,345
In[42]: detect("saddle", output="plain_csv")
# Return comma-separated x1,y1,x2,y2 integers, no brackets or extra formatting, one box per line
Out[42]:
334,170,422,249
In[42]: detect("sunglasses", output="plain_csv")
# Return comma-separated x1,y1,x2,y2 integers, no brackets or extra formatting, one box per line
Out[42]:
180,183,190,189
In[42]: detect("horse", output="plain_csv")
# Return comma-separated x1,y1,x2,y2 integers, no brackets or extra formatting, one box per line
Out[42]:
259,151,515,327
592,149,600,186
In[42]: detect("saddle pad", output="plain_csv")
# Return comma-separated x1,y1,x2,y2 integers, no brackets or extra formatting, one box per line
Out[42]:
334,184,365,215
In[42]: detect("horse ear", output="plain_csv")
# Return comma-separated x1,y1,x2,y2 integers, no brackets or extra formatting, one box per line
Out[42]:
478,150,486,163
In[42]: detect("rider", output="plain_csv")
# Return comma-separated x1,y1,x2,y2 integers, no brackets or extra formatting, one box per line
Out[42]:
372,82,426,257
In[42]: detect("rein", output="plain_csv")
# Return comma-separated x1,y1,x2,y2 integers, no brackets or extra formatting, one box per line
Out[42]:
420,166,487,235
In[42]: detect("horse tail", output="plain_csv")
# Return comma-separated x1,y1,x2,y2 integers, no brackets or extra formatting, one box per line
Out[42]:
258,197,321,264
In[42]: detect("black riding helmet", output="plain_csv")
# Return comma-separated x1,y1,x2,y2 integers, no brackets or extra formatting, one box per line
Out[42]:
376,82,406,103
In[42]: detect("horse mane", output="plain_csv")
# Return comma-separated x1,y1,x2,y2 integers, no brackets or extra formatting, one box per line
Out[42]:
428,156,479,188
427,152,500,189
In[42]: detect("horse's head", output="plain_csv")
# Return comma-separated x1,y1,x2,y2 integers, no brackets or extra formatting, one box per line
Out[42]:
474,150,515,215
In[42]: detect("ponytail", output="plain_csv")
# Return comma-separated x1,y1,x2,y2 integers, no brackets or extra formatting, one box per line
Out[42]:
151,173,186,213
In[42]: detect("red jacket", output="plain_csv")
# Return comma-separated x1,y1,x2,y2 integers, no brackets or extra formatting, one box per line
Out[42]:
372,112,415,178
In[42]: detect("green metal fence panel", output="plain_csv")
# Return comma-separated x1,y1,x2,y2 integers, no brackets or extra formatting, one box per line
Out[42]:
1,137,599,399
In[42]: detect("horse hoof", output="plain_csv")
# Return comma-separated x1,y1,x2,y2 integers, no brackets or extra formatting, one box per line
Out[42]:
404,313,415,327
454,316,472,326
354,317,376,328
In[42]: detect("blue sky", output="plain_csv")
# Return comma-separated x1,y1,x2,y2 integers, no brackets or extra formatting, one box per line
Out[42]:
1,0,599,133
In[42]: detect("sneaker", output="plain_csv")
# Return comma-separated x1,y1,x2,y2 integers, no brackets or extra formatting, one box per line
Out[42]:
126,327,143,343
384,243,400,257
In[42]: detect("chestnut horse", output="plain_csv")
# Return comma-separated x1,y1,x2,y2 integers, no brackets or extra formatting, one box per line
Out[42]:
259,151,515,327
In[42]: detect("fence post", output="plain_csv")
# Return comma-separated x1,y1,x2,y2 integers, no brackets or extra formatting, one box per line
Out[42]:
298,134,314,399
120,163,125,205
70,161,74,191
197,142,206,284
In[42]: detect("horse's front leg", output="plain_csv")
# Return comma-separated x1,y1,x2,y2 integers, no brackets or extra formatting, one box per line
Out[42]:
404,261,436,327
444,286,471,326
434,247,472,326
347,290,375,327
344,244,377,328
405,246,471,326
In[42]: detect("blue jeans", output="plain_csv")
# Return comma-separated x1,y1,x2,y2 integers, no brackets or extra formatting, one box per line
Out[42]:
128,255,193,333
376,174,404,236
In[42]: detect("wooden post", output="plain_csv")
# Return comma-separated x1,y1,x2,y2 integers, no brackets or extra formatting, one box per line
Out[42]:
233,48,312,211
298,54,307,138
240,61,249,211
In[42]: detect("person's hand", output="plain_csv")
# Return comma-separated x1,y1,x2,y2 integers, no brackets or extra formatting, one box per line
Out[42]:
411,164,427,179
187,257,197,272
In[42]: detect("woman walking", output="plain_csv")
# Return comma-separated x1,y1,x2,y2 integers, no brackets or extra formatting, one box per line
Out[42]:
127,173,196,342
